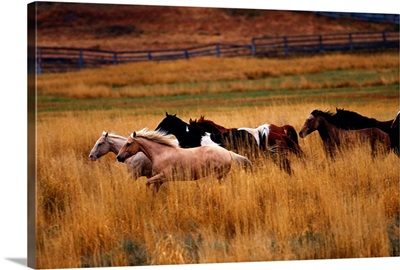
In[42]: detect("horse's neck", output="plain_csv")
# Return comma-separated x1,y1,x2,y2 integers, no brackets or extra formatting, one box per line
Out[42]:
136,137,172,162
376,120,392,133
176,125,204,147
108,136,126,154
338,113,391,132
317,118,339,143
203,123,222,133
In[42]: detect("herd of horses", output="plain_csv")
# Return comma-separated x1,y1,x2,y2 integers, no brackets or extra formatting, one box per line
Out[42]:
89,108,399,193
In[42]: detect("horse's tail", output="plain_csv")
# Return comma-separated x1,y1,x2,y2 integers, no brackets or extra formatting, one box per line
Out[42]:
229,151,253,171
281,125,299,145
281,134,305,159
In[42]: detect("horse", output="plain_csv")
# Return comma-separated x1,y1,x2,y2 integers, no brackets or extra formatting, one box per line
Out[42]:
310,108,399,156
156,113,295,175
299,114,391,158
116,128,252,193
189,115,300,144
189,116,236,134
155,113,260,157
189,115,305,174
88,131,153,180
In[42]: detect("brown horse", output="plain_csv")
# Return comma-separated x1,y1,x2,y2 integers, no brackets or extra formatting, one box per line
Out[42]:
116,128,252,193
190,115,299,144
189,116,304,175
299,114,391,158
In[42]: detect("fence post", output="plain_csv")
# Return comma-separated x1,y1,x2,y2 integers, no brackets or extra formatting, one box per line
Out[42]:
382,32,387,48
113,52,118,65
147,51,152,61
37,47,42,75
251,38,256,57
318,35,323,52
184,49,189,59
78,49,84,69
216,44,220,57
283,36,289,57
348,33,353,51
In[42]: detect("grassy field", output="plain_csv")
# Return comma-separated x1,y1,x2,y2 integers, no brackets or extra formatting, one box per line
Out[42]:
36,53,399,268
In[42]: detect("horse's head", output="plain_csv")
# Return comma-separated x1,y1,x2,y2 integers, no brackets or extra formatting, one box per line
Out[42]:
89,131,111,161
299,114,320,138
155,112,188,136
189,116,228,134
116,132,140,163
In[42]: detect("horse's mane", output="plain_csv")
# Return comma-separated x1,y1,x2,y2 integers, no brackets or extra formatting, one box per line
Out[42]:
104,131,127,140
310,109,335,119
335,108,379,122
133,128,178,148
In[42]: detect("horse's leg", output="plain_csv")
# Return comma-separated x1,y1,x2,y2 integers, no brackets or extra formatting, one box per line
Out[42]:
269,147,293,175
145,173,165,194
216,166,230,184
278,155,293,175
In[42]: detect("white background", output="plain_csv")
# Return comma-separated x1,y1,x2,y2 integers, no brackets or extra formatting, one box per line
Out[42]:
1,1,399,269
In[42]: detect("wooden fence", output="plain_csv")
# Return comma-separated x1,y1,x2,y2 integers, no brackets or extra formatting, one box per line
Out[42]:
315,12,399,24
36,31,399,74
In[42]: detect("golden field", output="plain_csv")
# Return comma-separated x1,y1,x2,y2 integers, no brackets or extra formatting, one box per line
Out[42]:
35,53,399,268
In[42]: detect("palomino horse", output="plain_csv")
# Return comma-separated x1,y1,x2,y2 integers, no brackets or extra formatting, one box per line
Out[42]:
116,128,252,193
310,108,399,156
299,114,391,158
89,131,153,179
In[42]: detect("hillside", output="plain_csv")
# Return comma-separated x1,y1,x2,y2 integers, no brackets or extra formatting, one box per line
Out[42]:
35,2,398,51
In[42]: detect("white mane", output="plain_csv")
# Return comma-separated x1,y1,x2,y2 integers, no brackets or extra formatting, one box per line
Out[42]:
132,128,179,148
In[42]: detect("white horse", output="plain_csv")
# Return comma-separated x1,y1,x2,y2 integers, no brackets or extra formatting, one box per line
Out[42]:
89,131,153,180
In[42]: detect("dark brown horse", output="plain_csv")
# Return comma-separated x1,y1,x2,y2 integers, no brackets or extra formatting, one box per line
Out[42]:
310,108,399,156
299,114,391,158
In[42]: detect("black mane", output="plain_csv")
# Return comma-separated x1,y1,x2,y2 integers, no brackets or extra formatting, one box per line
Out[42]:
334,108,392,132
311,109,337,125
155,113,205,148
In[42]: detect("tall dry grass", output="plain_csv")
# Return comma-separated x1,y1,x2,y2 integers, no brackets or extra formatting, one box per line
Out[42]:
36,102,399,268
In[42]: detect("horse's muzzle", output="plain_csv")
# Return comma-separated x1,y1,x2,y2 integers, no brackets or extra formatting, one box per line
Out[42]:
116,155,125,163
89,154,97,161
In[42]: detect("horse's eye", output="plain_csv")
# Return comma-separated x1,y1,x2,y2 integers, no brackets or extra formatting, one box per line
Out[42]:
97,142,103,147
126,143,132,147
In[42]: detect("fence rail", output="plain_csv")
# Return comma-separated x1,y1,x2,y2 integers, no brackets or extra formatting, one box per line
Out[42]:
315,12,400,24
36,31,399,73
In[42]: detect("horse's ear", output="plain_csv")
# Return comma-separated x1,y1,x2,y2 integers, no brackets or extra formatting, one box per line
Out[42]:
173,114,176,117
102,131,108,137
130,132,136,138
166,112,169,116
